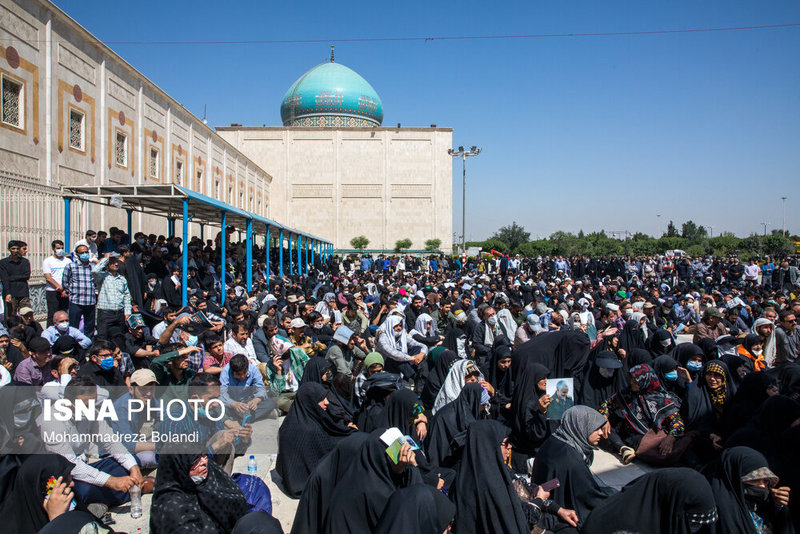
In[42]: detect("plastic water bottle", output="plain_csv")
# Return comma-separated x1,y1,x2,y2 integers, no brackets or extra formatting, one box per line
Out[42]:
247,455,257,474
129,484,142,518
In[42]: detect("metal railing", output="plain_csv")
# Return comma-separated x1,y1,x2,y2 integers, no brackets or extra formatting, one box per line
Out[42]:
0,171,86,317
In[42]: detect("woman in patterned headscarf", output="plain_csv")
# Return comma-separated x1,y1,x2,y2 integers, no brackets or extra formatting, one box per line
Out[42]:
682,360,734,460
599,364,686,465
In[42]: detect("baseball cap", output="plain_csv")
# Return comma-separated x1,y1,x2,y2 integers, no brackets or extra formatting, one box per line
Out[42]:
705,307,723,318
130,369,158,386
18,306,34,316
290,317,306,329
643,302,655,310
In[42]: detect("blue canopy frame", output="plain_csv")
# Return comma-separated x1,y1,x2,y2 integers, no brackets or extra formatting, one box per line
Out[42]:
61,184,331,307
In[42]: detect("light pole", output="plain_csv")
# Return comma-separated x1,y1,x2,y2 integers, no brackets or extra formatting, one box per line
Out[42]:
781,196,787,236
448,145,481,253
760,222,768,236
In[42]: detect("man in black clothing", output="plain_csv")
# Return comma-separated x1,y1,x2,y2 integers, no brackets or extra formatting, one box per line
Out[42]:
404,294,426,332
120,244,146,310
77,340,127,397
145,247,169,280
0,240,31,318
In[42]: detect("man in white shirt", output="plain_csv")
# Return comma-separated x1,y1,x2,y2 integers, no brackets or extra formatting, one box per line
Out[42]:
41,375,144,507
744,258,761,287
42,239,71,325
224,323,258,364
74,229,99,262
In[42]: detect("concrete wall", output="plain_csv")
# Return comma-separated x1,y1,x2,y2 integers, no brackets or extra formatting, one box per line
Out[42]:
217,126,453,251
0,0,271,249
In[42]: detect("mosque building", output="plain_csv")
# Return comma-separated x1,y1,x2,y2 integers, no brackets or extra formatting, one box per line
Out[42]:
218,49,453,252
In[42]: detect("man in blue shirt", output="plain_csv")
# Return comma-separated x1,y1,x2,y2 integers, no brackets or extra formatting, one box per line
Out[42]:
219,354,275,422
761,256,775,289
42,310,92,349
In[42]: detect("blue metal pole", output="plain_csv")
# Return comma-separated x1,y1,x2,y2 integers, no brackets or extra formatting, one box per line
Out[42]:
246,218,253,293
221,210,227,305
64,197,72,253
279,228,284,279
289,234,294,275
265,226,271,288
126,209,132,242
181,199,188,307
297,235,302,276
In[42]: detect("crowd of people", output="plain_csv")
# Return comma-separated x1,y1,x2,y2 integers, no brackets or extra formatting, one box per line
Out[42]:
0,227,799,533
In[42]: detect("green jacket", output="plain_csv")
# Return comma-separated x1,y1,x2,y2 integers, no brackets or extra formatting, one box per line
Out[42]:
264,347,309,395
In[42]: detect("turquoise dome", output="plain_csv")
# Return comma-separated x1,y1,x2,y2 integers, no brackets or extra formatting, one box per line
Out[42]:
280,61,383,127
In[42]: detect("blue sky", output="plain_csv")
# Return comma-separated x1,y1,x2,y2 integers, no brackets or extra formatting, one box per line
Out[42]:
56,1,800,240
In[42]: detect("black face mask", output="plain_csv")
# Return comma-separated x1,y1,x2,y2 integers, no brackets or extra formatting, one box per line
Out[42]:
743,484,770,504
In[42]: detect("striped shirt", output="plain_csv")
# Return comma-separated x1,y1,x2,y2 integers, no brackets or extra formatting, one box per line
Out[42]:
95,259,132,314
61,260,97,306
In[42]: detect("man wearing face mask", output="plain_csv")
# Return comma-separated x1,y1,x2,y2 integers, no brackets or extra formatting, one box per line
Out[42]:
42,239,71,324
77,340,126,395
61,244,99,339
74,230,99,262
471,306,502,369
143,273,163,312
42,310,92,349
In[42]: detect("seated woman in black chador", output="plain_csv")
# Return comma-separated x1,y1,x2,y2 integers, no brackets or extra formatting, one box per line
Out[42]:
451,420,579,534
707,446,794,534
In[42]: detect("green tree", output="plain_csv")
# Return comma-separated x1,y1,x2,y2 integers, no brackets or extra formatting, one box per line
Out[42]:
681,220,708,243
686,244,706,257
394,238,412,253
350,235,370,250
424,238,442,251
763,234,794,257
482,238,509,254
492,222,530,254
666,220,679,237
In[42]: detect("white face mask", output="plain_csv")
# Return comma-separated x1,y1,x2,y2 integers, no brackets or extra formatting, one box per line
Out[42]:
567,300,575,307
487,315,498,327
598,367,615,378
752,349,763,356
624,308,633,318
660,339,672,348
56,321,70,332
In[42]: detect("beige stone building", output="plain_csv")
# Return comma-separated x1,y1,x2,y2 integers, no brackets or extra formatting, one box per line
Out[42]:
217,56,453,252
218,126,453,252
0,0,275,314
